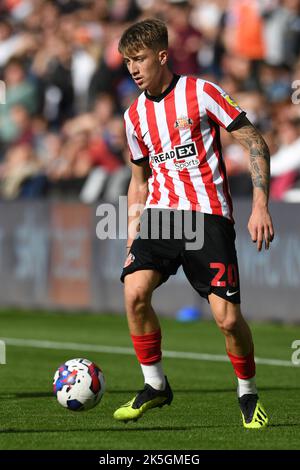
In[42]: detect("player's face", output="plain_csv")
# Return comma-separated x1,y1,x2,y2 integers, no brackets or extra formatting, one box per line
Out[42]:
123,47,166,94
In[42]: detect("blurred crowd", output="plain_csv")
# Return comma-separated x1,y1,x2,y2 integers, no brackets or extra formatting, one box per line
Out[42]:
0,0,300,203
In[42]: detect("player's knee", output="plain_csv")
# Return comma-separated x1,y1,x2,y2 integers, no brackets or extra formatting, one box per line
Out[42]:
217,315,239,335
212,299,241,335
124,282,151,315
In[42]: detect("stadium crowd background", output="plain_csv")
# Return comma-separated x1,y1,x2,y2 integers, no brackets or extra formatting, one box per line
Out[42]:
0,0,300,204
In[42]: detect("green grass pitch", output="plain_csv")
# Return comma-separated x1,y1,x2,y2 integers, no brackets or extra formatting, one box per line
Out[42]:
0,309,299,450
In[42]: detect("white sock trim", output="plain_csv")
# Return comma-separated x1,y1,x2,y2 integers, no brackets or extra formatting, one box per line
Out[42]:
237,377,257,398
140,362,166,390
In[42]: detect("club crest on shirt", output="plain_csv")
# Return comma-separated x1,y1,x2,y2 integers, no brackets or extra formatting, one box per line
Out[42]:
174,116,193,129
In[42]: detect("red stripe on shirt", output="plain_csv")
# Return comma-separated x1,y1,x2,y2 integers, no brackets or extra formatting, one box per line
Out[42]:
208,118,234,221
163,89,181,208
145,99,162,205
203,82,241,121
186,77,223,215
128,101,149,158
206,109,226,130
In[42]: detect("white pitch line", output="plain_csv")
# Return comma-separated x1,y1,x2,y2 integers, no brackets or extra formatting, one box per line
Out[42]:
0,337,297,368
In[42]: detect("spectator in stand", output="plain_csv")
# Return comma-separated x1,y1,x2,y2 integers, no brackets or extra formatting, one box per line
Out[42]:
0,0,300,202
270,119,300,200
0,143,45,199
224,0,265,61
63,92,124,171
224,0,266,89
0,17,35,67
0,58,37,146
32,35,75,128
166,0,202,75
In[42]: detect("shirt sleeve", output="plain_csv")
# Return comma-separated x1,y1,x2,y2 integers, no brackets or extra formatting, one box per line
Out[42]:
202,81,246,131
124,109,149,165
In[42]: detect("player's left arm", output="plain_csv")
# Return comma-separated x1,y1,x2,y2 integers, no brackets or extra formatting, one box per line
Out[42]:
229,115,275,251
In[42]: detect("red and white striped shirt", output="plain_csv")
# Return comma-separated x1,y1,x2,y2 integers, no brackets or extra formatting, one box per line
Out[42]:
124,75,246,220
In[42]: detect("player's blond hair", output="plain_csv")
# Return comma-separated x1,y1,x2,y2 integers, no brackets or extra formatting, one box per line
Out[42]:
118,18,168,56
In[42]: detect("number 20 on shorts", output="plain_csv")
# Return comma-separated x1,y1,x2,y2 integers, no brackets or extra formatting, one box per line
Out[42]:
210,263,238,287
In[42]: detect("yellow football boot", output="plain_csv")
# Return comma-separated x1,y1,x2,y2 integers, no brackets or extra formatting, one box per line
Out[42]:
239,394,269,429
113,377,173,423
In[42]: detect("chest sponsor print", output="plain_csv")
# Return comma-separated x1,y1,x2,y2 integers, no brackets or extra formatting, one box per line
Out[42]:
150,142,198,166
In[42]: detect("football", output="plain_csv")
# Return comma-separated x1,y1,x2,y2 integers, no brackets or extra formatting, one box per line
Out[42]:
53,358,105,411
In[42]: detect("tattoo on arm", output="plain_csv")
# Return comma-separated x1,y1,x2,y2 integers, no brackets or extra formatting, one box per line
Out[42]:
231,121,270,198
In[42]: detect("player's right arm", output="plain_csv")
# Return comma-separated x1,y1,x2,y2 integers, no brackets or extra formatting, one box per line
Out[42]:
127,160,151,254
124,106,150,254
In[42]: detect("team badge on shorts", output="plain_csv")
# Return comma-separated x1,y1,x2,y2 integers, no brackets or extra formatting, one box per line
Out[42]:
174,116,193,129
124,253,135,268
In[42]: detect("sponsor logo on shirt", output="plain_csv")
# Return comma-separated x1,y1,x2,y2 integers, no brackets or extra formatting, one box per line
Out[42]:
174,158,199,171
150,142,198,166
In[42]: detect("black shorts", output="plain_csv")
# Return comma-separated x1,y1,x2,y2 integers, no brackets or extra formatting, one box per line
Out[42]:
121,209,241,304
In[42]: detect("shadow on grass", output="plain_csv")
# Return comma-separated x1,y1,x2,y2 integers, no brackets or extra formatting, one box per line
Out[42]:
0,385,298,400
0,424,236,434
0,392,53,399
0,423,299,435
108,386,300,394
0,389,236,399
108,389,237,394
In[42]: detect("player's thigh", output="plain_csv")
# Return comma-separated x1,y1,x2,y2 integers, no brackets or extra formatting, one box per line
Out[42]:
124,269,162,309
182,214,241,303
208,292,242,331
